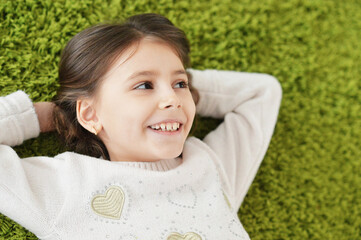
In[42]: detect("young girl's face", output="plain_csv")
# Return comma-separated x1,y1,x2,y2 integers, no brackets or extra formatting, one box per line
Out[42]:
91,38,196,162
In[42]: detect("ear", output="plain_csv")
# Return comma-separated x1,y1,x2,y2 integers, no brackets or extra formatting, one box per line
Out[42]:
76,98,103,135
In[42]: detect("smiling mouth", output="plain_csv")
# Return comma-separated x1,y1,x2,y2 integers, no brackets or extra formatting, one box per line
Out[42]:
148,123,183,132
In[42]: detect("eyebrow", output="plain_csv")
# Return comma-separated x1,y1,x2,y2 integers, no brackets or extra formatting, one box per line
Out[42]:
126,69,187,81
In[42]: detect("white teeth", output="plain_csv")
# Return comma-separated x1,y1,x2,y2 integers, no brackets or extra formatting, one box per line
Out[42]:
150,122,180,131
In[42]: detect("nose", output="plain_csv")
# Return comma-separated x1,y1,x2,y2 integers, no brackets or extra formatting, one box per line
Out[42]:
158,92,182,109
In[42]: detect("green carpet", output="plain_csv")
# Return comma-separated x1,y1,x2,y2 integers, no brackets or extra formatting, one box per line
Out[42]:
1,0,360,239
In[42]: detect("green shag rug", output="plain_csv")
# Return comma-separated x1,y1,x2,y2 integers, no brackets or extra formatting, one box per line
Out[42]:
1,0,360,239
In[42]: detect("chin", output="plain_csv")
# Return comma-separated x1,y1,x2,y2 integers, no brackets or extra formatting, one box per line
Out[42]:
159,148,183,160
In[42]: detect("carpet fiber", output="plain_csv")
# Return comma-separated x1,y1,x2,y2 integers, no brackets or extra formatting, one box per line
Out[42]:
1,0,360,239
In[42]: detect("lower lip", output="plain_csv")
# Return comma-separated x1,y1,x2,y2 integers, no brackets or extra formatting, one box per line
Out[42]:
147,124,183,135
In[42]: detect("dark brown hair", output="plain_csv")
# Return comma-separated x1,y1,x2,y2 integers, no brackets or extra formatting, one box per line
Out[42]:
52,13,199,160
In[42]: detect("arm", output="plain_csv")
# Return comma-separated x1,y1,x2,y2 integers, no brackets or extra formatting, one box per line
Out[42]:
33,102,55,133
0,91,54,146
0,91,40,146
188,69,282,211
0,91,65,237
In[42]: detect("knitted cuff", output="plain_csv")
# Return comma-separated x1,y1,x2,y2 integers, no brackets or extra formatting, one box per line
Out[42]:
0,91,40,146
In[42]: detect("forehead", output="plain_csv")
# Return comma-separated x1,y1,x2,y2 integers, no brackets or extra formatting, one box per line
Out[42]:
107,38,184,77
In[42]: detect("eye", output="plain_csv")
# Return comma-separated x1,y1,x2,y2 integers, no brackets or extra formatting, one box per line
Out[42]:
135,81,153,90
175,81,189,89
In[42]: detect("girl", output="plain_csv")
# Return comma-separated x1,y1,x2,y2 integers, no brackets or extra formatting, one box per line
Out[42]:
0,13,282,239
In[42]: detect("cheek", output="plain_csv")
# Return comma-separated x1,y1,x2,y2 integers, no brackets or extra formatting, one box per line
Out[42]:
183,94,196,126
185,92,196,115
105,100,149,131
97,96,128,130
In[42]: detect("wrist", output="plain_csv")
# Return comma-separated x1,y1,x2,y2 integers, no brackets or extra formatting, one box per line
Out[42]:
34,102,55,132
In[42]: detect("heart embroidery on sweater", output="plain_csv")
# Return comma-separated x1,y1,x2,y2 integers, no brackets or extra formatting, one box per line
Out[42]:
91,186,125,220
167,185,197,208
167,232,202,240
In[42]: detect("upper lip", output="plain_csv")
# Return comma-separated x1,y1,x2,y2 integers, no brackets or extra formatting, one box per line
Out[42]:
148,119,184,126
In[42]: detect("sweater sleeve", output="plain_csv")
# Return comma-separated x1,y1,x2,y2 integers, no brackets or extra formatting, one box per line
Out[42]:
0,91,65,238
0,90,40,146
188,69,282,211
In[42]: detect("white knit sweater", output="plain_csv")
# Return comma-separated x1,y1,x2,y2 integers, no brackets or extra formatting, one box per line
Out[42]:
0,69,282,239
